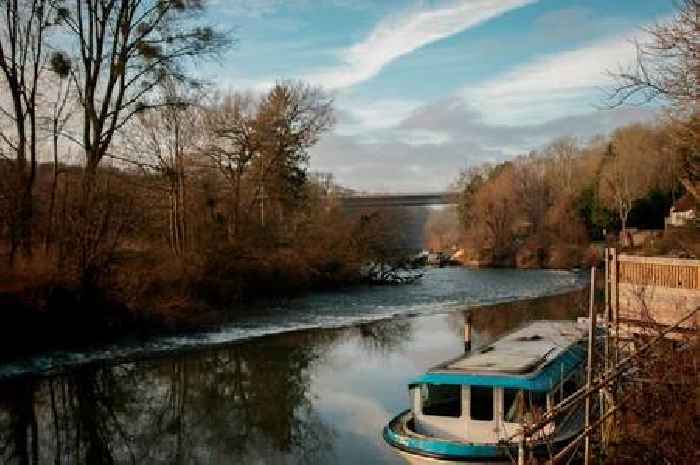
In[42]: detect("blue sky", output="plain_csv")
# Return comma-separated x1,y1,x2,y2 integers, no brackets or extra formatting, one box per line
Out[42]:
200,0,675,192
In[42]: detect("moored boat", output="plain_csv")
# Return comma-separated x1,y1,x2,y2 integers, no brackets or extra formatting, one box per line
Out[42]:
383,320,589,464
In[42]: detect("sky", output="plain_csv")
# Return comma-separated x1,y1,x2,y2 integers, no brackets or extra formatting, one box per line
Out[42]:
199,0,676,192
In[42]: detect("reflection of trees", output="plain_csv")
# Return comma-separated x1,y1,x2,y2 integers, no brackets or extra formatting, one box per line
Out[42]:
0,331,339,465
446,289,588,347
355,318,413,355
0,380,38,465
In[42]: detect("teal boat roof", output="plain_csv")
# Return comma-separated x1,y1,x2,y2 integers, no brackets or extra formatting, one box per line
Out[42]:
410,320,587,392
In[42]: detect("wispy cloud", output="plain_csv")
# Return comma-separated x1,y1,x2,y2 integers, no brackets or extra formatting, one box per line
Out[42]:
463,31,643,124
311,102,657,192
306,0,538,89
334,97,423,136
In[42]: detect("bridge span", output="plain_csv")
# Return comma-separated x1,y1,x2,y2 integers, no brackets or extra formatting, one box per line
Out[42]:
338,192,459,208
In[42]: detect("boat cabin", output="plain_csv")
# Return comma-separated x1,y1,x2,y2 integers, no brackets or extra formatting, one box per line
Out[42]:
408,321,587,443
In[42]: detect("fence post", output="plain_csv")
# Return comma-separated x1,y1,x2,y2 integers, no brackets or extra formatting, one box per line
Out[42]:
611,248,619,365
602,249,610,451
518,439,526,465
584,266,597,465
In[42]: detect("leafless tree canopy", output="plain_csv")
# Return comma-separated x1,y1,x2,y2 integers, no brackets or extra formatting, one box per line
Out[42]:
608,0,699,111
52,0,230,181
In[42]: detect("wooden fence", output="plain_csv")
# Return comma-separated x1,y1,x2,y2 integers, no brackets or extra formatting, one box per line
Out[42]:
605,249,700,334
617,255,700,290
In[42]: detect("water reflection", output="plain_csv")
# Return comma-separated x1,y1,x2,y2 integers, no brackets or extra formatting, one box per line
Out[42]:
356,319,413,355
447,288,589,346
0,332,345,465
0,290,585,465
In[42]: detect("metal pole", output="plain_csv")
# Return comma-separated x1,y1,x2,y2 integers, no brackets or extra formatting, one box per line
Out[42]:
611,248,619,364
464,312,472,352
604,248,610,369
560,364,564,403
585,266,597,465
511,305,700,443
602,249,610,450
518,438,526,465
549,400,622,464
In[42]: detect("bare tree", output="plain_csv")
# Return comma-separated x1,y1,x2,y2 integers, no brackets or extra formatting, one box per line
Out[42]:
41,56,75,252
54,0,229,193
608,0,699,109
469,167,517,263
608,0,699,198
205,92,259,239
453,164,491,230
514,154,551,233
0,0,53,264
203,83,334,239
543,136,580,197
601,155,636,238
131,79,205,255
599,126,668,236
50,0,229,282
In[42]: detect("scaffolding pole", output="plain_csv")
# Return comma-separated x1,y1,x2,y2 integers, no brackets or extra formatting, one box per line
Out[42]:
584,266,597,465
508,305,699,444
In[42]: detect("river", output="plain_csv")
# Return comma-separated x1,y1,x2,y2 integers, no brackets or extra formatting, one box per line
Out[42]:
0,267,587,464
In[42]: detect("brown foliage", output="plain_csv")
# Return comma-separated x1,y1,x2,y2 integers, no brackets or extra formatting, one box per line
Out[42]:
456,143,590,268
454,116,695,267
605,331,700,465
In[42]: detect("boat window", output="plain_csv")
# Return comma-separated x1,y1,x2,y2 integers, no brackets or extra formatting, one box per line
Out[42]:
504,389,548,423
470,386,493,421
553,376,579,405
504,388,526,423
528,391,547,418
563,378,578,398
421,384,461,417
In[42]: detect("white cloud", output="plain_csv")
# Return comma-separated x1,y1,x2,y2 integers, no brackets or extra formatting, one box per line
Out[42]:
464,32,642,124
310,104,658,192
306,0,538,89
335,98,423,135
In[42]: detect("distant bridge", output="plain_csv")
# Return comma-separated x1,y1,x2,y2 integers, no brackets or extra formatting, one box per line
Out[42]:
337,192,459,208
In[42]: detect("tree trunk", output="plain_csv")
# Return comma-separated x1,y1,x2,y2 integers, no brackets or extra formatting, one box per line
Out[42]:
169,183,178,254
9,134,28,267
45,122,60,252
168,123,187,256
79,150,103,287
57,183,69,271
177,145,187,253
234,171,241,238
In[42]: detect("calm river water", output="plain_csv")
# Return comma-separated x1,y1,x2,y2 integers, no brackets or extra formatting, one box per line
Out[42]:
0,268,587,465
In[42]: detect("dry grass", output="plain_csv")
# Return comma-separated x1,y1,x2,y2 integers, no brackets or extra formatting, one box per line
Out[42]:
604,329,700,465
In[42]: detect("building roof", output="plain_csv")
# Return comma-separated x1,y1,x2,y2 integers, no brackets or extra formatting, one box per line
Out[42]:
410,320,588,392
673,194,696,212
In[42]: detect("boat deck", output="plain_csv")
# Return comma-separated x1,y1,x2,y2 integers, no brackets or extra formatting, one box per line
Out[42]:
433,320,587,376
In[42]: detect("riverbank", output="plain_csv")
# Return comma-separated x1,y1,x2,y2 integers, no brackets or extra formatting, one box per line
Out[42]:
0,249,373,362
454,241,602,270
0,267,586,378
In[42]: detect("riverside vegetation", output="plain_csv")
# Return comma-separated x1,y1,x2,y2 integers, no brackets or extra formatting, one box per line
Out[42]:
448,119,690,269
444,0,700,269
0,1,411,358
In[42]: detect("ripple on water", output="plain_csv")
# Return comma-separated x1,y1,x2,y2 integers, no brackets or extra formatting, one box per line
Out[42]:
0,267,586,380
